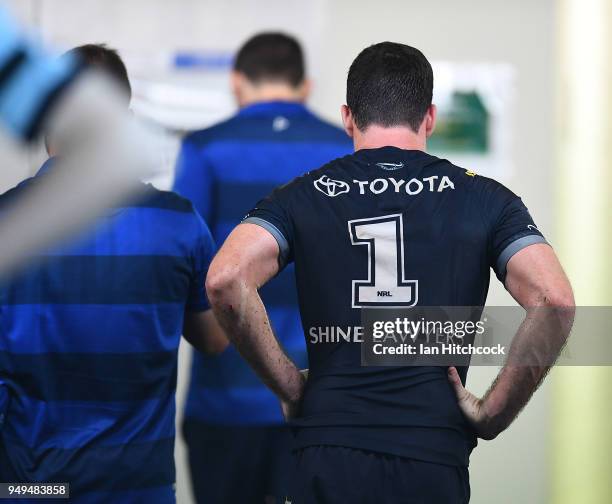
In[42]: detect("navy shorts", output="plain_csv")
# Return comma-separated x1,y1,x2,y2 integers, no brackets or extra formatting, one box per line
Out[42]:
183,420,294,504
287,446,470,504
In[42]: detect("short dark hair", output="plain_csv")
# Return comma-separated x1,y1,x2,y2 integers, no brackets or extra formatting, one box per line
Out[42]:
346,42,433,132
65,44,131,102
234,32,305,87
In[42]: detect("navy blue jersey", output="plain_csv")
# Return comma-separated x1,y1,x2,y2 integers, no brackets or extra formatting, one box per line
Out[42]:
245,146,547,466
174,101,352,425
0,160,215,503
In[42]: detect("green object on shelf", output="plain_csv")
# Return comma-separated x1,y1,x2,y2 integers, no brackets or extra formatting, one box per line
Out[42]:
429,91,489,154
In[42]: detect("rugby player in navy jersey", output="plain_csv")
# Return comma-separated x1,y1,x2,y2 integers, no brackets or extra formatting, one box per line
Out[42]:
205,42,575,503
0,45,226,504
174,32,351,504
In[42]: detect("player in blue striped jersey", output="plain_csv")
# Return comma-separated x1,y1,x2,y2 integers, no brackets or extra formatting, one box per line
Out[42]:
0,44,225,504
173,33,352,504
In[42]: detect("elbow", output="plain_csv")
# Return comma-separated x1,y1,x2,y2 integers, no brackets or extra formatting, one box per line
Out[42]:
198,327,230,355
541,286,575,311
535,284,576,335
542,285,575,314
205,262,243,310
206,337,230,355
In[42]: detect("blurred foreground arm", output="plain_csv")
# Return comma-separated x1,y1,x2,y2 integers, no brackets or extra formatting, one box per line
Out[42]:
0,8,158,278
448,244,575,439
206,223,305,418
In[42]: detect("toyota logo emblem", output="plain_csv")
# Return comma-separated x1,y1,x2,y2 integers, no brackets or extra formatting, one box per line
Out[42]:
313,175,350,197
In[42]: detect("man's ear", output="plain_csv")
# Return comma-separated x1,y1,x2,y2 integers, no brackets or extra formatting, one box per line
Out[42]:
341,105,355,138
230,71,243,104
296,79,312,102
425,103,437,138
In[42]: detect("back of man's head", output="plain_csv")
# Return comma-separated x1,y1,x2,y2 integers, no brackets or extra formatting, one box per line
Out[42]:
347,42,433,133
65,44,131,105
234,32,305,88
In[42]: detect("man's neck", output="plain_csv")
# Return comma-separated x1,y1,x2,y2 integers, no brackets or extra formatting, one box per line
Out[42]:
353,125,427,152
239,84,304,108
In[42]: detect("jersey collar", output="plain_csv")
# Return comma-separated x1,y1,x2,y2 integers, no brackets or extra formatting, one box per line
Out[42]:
353,146,439,168
238,100,311,118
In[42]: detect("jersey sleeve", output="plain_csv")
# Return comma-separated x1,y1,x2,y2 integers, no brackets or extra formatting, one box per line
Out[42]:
242,184,295,271
481,178,548,282
173,135,214,223
187,212,216,312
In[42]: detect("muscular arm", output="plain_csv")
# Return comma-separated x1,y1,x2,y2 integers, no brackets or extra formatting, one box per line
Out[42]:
205,223,305,414
448,243,575,440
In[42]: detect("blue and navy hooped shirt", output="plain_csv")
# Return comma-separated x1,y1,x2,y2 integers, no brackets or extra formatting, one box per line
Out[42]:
174,101,352,425
0,159,215,503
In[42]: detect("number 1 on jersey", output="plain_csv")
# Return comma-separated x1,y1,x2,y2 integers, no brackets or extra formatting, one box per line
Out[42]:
348,214,418,308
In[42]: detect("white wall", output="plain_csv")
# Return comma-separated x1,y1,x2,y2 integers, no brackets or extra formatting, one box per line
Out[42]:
1,1,556,502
